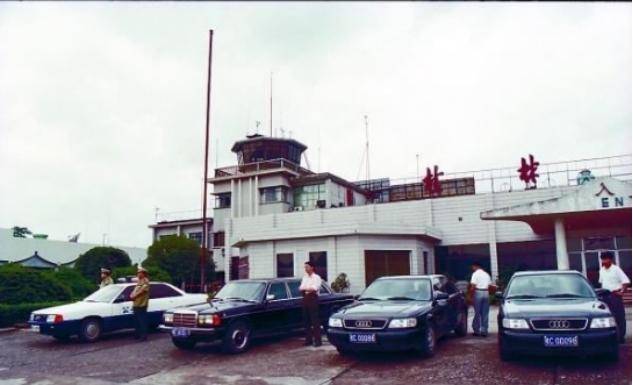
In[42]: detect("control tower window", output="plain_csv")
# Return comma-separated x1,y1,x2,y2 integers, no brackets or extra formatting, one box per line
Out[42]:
293,184,326,209
260,186,289,204
215,193,231,209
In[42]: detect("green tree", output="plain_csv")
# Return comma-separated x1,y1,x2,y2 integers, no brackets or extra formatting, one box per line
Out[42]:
144,235,215,287
12,226,32,238
0,264,72,304
74,247,132,283
43,268,95,299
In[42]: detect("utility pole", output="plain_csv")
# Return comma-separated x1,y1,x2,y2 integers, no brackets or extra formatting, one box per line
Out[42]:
200,30,214,293
416,154,420,179
364,115,370,181
270,71,273,137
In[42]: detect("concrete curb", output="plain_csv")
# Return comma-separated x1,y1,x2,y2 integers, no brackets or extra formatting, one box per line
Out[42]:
0,327,16,333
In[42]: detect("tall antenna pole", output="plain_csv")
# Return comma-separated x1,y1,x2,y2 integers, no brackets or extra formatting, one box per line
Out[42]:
364,115,370,181
416,153,420,179
200,29,214,293
269,71,273,137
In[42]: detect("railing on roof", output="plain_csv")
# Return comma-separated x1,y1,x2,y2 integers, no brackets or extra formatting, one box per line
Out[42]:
213,158,312,178
382,154,631,194
155,209,211,223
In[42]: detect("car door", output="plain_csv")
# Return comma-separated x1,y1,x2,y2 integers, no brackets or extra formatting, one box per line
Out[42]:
148,284,183,326
260,281,292,334
431,277,449,335
286,279,304,329
439,276,461,330
109,285,135,331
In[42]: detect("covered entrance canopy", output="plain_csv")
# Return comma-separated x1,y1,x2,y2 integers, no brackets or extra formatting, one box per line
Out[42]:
481,177,632,270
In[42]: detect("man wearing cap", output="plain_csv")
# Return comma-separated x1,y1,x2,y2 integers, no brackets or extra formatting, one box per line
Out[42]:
299,261,322,347
99,268,114,288
469,261,492,337
129,267,150,341
598,251,630,343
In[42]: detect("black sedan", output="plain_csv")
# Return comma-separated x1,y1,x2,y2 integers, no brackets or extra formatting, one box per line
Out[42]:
327,275,468,357
497,270,619,361
159,278,354,353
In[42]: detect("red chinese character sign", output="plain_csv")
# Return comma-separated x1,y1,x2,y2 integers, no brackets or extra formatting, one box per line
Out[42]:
423,165,444,196
517,154,539,190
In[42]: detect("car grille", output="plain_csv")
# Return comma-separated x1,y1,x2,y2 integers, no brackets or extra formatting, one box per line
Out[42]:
530,318,588,331
343,319,388,330
172,313,197,328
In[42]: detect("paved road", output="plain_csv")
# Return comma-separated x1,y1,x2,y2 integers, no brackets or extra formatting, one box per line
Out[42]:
0,318,630,385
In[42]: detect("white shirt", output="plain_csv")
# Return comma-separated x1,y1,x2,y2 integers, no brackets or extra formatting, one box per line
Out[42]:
599,265,630,292
470,268,492,290
299,273,322,293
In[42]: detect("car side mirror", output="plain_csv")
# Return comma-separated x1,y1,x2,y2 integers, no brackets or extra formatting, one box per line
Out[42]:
435,292,449,301
495,291,504,300
353,294,360,300
266,294,275,301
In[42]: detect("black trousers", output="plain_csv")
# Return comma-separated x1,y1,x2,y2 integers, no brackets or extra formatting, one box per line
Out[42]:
302,293,320,343
133,306,148,340
604,293,626,341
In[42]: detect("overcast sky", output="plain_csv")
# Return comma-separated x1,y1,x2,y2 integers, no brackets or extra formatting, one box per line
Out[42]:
0,3,630,248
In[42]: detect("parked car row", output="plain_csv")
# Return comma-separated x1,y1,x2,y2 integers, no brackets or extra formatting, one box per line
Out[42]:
27,270,620,362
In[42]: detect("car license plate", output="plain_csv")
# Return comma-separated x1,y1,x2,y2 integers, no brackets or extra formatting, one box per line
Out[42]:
171,327,190,338
349,333,376,343
30,325,40,333
544,335,578,347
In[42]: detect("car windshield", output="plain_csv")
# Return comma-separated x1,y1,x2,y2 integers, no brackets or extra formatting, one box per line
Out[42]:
506,274,596,299
84,285,123,303
359,278,432,301
214,281,266,302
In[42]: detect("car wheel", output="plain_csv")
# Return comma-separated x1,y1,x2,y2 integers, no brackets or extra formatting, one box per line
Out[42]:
172,338,197,350
418,325,436,358
454,309,468,337
79,318,102,343
499,338,515,362
222,321,251,354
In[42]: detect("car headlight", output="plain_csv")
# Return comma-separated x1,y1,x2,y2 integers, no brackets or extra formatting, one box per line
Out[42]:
328,317,343,328
388,318,417,328
502,318,529,329
46,314,63,323
590,317,616,329
198,314,221,327
163,313,174,324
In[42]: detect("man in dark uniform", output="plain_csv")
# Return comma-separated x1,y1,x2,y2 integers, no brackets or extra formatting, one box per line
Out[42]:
130,266,150,341
299,261,322,347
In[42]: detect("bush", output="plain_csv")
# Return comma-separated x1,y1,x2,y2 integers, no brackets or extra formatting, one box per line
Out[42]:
331,273,350,293
112,265,172,283
145,236,214,287
0,301,66,327
74,247,132,282
0,264,72,305
44,268,96,299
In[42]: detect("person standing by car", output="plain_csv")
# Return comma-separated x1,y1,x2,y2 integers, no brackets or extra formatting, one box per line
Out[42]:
469,262,492,337
99,268,114,288
598,251,630,343
299,261,322,347
130,267,150,341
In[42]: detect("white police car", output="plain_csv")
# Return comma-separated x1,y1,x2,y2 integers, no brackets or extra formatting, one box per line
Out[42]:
28,282,207,342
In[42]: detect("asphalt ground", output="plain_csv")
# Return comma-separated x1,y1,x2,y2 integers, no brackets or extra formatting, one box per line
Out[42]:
0,308,630,385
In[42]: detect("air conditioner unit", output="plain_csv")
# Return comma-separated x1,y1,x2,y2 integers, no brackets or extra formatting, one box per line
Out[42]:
293,206,304,212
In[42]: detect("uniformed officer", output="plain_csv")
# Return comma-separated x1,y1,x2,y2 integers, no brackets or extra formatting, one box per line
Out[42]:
299,261,322,347
598,251,630,343
129,266,150,341
99,268,114,288
469,261,492,337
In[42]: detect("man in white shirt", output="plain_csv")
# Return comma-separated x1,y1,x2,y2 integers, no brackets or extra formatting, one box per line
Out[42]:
299,261,322,347
469,261,492,337
598,251,630,343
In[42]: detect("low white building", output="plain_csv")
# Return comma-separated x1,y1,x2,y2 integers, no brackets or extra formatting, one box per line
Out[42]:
0,228,147,268
164,134,632,294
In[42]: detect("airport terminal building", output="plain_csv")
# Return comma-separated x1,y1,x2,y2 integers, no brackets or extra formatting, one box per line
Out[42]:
185,135,631,293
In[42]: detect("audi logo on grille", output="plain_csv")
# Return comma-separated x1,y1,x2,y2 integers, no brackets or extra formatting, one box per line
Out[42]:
355,320,372,328
548,320,571,329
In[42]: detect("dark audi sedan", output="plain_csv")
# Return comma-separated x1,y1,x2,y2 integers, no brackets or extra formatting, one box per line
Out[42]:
327,275,467,357
497,270,619,361
159,278,353,353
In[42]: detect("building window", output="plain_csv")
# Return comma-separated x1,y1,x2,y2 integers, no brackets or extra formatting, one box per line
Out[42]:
215,193,231,209
309,251,327,282
435,244,491,282
277,253,294,277
188,232,202,246
293,184,326,209
260,186,289,204
213,232,225,247
159,234,177,240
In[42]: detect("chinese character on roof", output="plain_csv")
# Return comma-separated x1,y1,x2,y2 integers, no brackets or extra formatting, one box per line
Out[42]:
517,154,539,190
423,165,444,196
